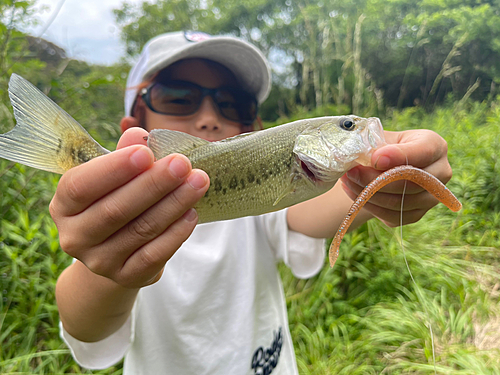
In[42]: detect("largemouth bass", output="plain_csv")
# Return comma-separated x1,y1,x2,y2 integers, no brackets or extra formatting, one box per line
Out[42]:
0,74,386,223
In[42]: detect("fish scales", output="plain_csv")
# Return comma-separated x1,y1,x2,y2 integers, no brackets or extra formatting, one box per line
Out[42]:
187,123,314,223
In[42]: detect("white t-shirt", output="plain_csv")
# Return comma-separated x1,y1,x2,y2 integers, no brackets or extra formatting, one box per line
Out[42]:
61,209,325,374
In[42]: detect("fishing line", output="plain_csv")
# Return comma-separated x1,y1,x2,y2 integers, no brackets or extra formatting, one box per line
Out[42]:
37,0,66,38
398,157,437,374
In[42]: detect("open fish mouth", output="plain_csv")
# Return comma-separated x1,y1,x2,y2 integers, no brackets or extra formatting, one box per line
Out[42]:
298,157,320,182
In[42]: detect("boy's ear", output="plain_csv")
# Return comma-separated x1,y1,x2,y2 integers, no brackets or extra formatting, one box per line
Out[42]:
120,116,141,133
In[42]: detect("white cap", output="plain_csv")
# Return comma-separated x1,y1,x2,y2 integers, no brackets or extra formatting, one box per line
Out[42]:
124,31,272,116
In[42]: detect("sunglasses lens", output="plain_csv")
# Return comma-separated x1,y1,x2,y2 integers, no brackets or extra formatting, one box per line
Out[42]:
149,83,201,115
146,82,257,125
215,89,257,125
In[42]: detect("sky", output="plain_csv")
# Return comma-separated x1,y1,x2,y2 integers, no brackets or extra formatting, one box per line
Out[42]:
29,0,144,65
28,0,289,72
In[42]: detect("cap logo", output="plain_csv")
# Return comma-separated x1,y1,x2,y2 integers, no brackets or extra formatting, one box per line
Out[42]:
184,31,212,42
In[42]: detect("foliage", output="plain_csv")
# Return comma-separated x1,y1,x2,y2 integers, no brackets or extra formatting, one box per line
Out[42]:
114,0,500,119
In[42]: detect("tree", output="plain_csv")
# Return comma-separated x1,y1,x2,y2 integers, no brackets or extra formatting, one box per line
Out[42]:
114,0,500,118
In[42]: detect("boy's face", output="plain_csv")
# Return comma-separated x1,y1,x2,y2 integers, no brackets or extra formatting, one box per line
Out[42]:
143,59,254,142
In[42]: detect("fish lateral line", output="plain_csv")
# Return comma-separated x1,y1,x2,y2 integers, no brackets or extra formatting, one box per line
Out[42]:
329,165,462,267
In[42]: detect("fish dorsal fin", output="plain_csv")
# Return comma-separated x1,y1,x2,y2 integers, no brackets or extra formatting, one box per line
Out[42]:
148,129,209,159
217,131,256,143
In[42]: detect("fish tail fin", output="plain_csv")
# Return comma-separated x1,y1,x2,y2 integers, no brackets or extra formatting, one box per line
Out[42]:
0,74,109,174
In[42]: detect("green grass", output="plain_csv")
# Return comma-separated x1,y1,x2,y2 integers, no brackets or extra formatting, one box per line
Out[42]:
1,101,500,373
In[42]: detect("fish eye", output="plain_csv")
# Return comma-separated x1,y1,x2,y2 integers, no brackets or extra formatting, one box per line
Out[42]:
340,117,355,131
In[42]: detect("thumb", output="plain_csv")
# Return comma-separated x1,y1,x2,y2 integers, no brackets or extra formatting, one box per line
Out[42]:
371,144,407,170
117,127,150,150
370,129,443,170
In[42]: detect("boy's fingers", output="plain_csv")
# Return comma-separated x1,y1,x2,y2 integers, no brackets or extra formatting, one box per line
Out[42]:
341,176,438,211
359,202,428,227
344,156,451,194
372,130,449,171
115,208,201,287
117,127,150,149
56,154,196,250
78,171,209,286
83,167,208,252
51,145,155,217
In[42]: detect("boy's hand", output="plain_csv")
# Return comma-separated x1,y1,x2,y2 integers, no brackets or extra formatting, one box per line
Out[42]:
50,127,210,288
340,129,452,227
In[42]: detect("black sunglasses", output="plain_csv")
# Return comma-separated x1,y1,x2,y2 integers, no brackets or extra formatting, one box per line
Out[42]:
140,80,258,126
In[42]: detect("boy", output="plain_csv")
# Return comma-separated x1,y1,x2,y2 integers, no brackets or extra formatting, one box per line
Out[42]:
53,31,452,374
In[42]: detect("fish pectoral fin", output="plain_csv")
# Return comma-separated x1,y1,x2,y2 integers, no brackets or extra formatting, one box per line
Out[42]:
148,129,209,159
273,183,296,207
273,164,318,207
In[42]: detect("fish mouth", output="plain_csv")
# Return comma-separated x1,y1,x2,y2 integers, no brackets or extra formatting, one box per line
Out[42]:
296,155,337,184
299,158,319,182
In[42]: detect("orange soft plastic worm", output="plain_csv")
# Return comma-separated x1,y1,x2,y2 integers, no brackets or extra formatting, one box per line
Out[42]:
329,165,462,267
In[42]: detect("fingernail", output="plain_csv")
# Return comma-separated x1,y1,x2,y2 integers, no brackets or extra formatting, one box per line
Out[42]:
168,156,190,179
187,170,208,190
374,155,391,170
183,208,198,222
130,147,153,170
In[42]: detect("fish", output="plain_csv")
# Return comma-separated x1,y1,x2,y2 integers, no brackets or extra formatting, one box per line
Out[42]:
0,73,386,223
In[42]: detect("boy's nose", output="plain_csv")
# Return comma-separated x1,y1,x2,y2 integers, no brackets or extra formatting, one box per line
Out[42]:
194,97,221,132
